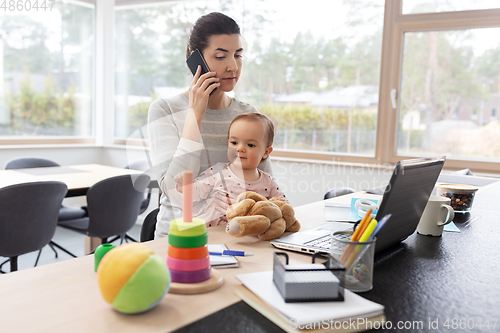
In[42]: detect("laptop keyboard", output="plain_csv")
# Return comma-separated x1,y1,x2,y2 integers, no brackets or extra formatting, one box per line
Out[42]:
304,230,352,251
305,234,337,250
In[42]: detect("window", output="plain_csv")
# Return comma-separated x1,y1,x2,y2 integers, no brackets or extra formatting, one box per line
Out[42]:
398,28,500,160
403,0,500,14
114,1,217,139
114,0,384,160
0,1,95,141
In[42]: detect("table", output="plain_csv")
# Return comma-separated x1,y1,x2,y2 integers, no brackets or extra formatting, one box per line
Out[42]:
1,181,499,332
0,164,147,197
0,164,150,252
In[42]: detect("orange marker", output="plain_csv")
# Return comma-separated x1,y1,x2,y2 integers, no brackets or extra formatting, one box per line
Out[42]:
182,170,193,222
339,209,372,263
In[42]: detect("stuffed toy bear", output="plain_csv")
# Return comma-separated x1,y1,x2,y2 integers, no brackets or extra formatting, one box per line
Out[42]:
225,191,301,241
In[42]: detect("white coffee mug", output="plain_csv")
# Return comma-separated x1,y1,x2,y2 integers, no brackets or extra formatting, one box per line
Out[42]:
417,195,455,237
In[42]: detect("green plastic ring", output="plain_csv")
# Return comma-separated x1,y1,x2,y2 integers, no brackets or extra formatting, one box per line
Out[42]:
168,218,206,237
168,233,208,248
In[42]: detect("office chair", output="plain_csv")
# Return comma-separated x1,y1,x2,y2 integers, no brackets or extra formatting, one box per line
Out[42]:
324,187,356,200
58,174,150,251
125,160,152,215
5,157,84,259
0,181,67,273
140,207,159,242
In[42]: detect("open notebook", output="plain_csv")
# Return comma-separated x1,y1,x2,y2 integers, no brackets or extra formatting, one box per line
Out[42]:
236,271,384,331
208,244,239,268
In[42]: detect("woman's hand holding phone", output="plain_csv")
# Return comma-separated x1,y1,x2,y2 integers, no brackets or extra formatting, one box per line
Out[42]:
188,66,220,123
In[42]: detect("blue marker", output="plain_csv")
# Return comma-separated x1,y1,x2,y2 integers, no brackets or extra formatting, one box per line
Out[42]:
209,250,253,257
368,214,392,241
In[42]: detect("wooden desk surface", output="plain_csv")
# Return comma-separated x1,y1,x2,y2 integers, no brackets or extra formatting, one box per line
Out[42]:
0,164,144,192
0,193,376,333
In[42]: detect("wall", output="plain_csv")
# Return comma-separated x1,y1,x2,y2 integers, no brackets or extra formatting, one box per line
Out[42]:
271,159,392,206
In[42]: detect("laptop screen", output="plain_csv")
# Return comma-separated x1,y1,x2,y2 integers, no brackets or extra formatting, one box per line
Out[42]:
373,157,445,252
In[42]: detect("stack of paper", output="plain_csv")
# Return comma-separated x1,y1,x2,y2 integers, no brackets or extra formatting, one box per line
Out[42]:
236,271,384,331
208,244,239,268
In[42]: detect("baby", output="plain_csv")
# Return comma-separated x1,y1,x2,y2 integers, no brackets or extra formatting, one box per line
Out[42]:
175,112,287,226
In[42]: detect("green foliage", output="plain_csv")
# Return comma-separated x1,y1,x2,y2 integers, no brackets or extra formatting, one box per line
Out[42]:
5,71,75,135
261,103,377,131
127,93,157,133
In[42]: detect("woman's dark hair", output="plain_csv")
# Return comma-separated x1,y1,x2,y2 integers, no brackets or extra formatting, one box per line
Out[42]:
186,12,240,58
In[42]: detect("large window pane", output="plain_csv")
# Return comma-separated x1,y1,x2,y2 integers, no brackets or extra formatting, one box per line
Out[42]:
403,0,500,14
398,28,500,161
0,2,95,137
114,0,383,157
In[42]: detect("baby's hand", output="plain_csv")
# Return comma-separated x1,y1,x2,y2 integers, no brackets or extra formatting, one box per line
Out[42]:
174,173,184,193
275,196,287,202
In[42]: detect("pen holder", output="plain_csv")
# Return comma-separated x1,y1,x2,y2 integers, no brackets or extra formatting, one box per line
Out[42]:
330,231,376,293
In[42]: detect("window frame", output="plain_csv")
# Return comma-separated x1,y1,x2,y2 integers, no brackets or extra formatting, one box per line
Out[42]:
377,1,500,174
0,0,98,146
276,1,500,174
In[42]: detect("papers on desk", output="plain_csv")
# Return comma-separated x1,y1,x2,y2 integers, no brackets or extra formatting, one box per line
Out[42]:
208,244,239,268
325,198,380,222
236,271,384,327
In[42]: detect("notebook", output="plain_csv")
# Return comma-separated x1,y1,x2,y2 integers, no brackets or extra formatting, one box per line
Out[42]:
208,244,239,268
271,157,445,255
236,271,385,330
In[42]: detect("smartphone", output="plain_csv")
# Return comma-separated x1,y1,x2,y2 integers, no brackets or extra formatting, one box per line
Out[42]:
186,49,217,95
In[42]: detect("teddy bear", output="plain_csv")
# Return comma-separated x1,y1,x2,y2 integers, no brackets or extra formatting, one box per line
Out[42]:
225,191,301,241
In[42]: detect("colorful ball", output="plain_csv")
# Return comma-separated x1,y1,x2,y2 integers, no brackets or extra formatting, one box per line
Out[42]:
352,263,370,282
97,243,170,314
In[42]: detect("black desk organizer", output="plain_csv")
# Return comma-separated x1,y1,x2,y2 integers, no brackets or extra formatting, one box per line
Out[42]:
272,252,346,303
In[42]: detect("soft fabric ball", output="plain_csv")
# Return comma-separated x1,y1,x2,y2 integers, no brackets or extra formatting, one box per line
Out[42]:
97,243,170,314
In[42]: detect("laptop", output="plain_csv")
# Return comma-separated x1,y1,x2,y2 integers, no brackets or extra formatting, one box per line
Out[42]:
271,157,445,255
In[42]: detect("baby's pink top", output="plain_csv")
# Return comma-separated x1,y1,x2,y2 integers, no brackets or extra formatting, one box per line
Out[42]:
189,162,287,227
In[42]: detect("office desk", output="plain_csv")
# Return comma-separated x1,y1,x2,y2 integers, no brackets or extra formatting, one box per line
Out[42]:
1,182,499,332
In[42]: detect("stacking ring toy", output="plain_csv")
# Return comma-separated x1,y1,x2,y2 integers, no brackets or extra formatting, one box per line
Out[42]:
169,218,206,237
168,233,208,248
166,255,210,272
169,267,212,283
168,245,208,260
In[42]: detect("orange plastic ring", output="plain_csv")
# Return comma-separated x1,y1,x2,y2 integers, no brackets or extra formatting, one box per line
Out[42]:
167,245,209,260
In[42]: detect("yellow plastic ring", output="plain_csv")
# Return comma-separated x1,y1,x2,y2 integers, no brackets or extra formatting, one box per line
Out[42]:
168,218,206,237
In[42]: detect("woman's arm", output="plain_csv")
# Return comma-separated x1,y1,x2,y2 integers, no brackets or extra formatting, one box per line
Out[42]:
148,98,205,207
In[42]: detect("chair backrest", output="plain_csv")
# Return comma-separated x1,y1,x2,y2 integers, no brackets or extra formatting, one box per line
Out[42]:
5,157,60,170
125,160,151,172
0,182,68,257
324,187,355,200
140,207,159,242
86,174,150,239
125,160,152,213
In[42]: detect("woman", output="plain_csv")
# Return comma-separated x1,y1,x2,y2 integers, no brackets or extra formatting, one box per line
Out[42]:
148,12,273,238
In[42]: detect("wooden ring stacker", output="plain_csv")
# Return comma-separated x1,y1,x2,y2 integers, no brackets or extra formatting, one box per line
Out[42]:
169,268,223,295
166,255,210,271
168,245,209,260
168,233,208,248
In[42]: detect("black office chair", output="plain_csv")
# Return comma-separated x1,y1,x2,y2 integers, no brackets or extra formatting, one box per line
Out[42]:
324,187,356,200
5,157,84,258
140,207,159,242
58,174,150,251
0,181,67,273
125,160,152,215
